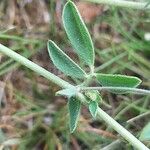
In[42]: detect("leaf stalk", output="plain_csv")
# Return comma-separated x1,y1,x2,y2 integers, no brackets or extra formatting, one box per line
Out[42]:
81,86,150,95
0,44,149,150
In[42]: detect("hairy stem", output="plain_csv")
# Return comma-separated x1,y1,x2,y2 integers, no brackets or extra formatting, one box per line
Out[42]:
77,93,149,150
0,44,149,150
81,86,150,95
85,0,150,10
97,107,149,150
0,44,73,89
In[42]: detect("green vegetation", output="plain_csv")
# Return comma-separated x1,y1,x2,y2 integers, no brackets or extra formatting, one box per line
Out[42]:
0,0,150,149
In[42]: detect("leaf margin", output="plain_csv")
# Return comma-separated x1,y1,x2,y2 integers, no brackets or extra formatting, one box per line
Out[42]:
47,40,87,79
62,1,95,67
95,73,142,94
68,96,81,133
89,101,98,118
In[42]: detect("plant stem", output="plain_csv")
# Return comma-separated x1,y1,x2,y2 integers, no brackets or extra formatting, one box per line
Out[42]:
0,44,73,89
77,93,149,150
85,0,150,10
81,86,150,95
97,107,149,150
0,44,149,150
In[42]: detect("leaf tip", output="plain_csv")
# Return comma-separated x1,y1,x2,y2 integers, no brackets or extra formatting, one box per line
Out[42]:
70,126,76,133
134,77,142,87
89,101,98,118
62,0,95,66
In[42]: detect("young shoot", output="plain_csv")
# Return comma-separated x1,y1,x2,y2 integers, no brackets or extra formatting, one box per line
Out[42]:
0,1,149,150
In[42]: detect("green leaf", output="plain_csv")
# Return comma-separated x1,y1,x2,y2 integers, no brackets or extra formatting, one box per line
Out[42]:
68,97,81,133
62,1,95,66
89,101,98,118
47,40,86,79
56,87,78,98
85,90,102,103
140,122,150,141
96,73,141,94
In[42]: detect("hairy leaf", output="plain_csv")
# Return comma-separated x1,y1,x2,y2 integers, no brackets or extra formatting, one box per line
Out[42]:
63,1,95,66
89,101,98,118
47,40,86,78
68,97,81,133
140,122,150,141
56,87,78,98
96,73,141,94
85,90,102,103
